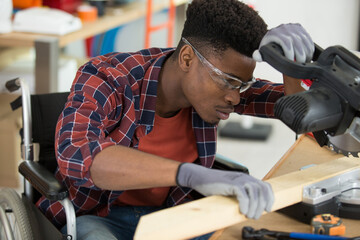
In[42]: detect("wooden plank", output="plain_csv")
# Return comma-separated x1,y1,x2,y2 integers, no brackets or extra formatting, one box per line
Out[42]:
134,157,360,240
212,135,357,240
263,135,343,180
211,134,343,240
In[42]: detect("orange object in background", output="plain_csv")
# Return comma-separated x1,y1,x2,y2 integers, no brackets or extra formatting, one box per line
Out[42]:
311,214,346,236
13,0,42,9
77,5,98,22
145,0,175,48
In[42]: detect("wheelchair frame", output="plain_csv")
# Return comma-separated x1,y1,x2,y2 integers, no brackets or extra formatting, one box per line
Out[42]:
0,78,76,240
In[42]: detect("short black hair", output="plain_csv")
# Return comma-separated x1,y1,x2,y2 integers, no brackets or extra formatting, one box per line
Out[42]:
173,0,267,59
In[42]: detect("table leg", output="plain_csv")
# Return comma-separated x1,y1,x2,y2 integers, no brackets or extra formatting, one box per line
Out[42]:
34,37,59,94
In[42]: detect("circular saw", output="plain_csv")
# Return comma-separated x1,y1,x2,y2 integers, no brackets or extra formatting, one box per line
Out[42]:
259,42,360,157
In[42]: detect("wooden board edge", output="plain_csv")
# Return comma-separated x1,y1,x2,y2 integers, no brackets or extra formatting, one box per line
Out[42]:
262,134,305,180
134,157,360,240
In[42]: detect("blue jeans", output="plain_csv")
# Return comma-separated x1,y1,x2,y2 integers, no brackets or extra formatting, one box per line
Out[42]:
61,205,213,240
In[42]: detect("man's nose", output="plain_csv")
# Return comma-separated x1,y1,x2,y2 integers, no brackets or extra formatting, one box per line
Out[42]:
224,88,241,106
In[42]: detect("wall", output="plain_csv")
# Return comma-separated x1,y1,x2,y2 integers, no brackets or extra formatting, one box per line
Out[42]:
249,0,360,82
256,0,359,49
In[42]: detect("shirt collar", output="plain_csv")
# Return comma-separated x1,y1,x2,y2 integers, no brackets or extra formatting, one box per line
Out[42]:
139,49,174,130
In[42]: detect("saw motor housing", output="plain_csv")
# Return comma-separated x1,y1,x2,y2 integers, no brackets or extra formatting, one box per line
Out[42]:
260,43,360,156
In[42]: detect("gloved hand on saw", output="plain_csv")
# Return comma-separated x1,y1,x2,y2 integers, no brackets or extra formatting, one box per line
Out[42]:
253,23,315,63
176,163,274,219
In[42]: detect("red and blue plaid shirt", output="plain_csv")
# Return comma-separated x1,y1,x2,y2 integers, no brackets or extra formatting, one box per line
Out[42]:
37,47,284,228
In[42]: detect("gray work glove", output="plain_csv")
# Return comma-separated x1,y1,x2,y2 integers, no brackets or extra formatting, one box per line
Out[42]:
176,163,274,219
253,23,314,63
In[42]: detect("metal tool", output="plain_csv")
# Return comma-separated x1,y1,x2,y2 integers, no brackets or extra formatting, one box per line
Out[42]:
259,42,360,157
279,169,360,223
242,226,352,240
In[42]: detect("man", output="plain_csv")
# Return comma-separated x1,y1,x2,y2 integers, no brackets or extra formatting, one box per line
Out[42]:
37,0,314,239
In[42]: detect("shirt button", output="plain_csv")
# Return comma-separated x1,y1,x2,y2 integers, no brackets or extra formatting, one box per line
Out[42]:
146,126,151,131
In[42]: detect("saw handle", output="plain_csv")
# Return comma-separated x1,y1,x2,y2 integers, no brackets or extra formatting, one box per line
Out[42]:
259,42,323,79
316,44,360,71
259,42,360,82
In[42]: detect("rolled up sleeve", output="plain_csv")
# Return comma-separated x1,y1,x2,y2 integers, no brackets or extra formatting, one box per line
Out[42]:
55,91,119,189
55,58,137,189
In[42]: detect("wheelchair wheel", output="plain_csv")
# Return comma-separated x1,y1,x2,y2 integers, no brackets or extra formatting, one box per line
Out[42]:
0,188,34,240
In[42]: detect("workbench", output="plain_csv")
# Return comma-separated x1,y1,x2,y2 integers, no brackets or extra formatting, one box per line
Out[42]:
211,135,360,240
0,0,187,93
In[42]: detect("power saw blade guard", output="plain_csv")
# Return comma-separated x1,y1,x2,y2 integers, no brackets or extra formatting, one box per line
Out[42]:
259,43,360,157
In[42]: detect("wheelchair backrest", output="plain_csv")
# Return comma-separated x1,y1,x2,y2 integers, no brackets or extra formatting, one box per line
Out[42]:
30,92,70,173
12,92,69,174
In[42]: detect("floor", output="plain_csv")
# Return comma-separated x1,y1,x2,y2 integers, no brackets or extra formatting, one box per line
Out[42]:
217,114,298,180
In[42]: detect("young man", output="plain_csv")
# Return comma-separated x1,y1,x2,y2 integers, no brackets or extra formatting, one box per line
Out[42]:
37,0,314,239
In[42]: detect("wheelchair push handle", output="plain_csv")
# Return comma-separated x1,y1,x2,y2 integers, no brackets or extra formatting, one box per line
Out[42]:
5,77,21,92
5,77,33,161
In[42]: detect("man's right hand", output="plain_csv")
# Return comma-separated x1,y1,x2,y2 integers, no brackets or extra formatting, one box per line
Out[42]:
176,163,274,219
253,23,314,63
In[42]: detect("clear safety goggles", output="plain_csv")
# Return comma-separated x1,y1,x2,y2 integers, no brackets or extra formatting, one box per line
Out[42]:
182,37,256,93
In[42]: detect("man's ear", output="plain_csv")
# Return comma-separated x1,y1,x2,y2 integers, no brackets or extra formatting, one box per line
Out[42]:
178,45,194,72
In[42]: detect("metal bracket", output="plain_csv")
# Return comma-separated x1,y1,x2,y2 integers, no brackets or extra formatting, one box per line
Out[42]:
302,168,360,205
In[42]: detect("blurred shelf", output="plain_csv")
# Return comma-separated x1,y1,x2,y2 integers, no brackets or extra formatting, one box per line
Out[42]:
0,0,188,48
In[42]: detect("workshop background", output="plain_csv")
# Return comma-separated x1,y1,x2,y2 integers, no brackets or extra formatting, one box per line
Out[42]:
0,0,359,189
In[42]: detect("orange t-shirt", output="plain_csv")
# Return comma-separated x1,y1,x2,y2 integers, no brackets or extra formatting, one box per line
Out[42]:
115,107,198,206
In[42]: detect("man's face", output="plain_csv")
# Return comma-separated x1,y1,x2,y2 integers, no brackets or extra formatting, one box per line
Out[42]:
182,47,256,125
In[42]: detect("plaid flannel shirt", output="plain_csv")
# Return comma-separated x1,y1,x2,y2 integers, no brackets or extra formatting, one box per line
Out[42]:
37,47,284,228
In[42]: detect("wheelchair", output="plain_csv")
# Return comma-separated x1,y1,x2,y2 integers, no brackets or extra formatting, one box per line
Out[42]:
0,78,74,240
0,77,248,240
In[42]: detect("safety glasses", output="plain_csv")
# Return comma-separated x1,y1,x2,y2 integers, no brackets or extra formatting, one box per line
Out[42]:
182,37,256,93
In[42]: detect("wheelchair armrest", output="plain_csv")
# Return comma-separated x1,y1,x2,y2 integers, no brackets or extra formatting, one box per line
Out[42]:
213,154,249,174
19,160,68,201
